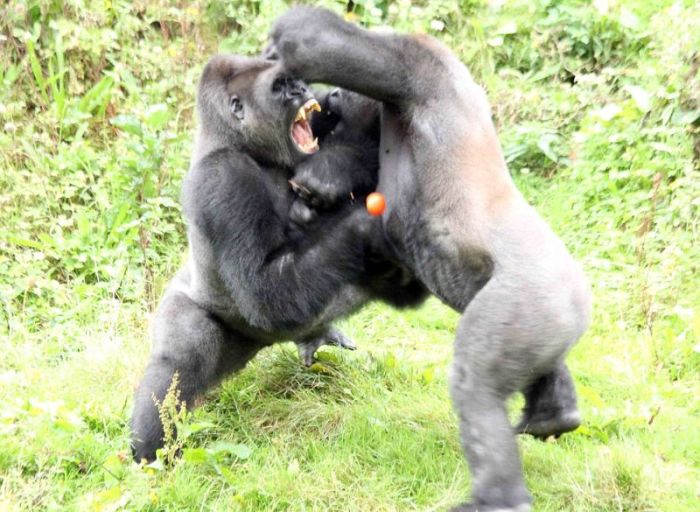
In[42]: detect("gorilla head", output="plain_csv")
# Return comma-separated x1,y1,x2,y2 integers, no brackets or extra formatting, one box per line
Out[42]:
323,87,380,137
195,55,322,168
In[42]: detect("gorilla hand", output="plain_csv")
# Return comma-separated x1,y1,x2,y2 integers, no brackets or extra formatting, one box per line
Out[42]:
267,8,340,81
296,327,357,367
290,153,358,209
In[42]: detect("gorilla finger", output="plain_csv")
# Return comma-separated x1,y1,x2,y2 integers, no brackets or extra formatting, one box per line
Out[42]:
289,179,313,200
327,329,357,350
289,200,317,225
337,337,357,351
301,176,347,208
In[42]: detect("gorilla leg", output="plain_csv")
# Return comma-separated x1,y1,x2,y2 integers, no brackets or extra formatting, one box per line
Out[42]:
450,276,587,512
450,344,531,510
131,290,263,462
515,363,581,439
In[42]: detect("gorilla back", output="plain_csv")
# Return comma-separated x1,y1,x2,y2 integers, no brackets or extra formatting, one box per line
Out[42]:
130,54,384,462
271,8,592,512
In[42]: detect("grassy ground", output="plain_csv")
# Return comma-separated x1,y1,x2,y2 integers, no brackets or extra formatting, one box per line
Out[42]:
1,1,699,510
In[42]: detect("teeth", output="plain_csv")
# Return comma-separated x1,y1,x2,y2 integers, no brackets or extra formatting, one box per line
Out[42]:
305,99,321,113
300,137,319,152
294,99,321,124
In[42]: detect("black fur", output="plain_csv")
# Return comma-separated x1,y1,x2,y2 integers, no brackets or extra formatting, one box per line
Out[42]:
130,55,420,463
288,88,379,226
287,87,427,310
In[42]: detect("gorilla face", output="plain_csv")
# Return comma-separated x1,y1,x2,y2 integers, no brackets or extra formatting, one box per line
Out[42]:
311,87,380,142
196,55,322,167
325,88,379,132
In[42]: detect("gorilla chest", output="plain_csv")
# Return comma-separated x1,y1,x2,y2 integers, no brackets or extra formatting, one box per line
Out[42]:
377,111,415,207
261,167,295,218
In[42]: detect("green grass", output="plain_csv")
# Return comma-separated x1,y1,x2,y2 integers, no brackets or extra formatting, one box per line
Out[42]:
1,1,699,510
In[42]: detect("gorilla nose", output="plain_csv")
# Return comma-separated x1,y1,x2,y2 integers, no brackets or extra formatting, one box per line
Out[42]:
286,81,308,100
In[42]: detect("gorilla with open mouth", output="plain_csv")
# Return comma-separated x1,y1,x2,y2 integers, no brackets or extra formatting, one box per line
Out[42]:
130,53,426,463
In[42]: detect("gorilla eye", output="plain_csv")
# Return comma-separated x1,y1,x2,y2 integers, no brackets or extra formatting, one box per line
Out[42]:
229,95,244,120
272,76,287,94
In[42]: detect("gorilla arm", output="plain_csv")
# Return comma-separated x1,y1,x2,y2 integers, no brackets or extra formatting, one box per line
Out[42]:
184,149,374,334
268,8,416,106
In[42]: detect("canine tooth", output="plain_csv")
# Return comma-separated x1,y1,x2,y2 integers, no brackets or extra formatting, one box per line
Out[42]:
295,108,306,122
306,99,321,113
302,138,318,152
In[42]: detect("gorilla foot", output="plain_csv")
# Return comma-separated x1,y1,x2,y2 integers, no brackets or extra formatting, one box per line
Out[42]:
451,503,531,512
295,327,356,366
516,364,581,439
515,408,581,439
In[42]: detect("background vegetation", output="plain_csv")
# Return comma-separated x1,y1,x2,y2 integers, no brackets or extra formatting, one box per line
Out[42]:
1,0,698,510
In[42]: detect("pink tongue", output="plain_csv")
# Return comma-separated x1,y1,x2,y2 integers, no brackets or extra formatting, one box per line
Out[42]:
292,120,313,146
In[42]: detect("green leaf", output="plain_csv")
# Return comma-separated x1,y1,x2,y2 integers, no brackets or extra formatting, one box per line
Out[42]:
619,8,639,29
53,418,80,432
315,351,340,364
675,109,700,126
111,115,142,136
625,85,651,113
182,448,210,464
496,21,517,35
4,235,45,250
210,442,253,460
26,39,48,104
83,485,131,512
102,454,125,484
487,36,504,47
144,103,170,131
420,367,435,385
594,104,621,122
578,385,605,409
309,362,331,374
574,424,592,436
537,134,559,163
216,464,238,484
179,421,216,440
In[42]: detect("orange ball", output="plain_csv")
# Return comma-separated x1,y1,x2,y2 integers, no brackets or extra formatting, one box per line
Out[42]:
366,192,386,216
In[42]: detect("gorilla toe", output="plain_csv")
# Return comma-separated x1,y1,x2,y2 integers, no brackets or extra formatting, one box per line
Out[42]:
515,408,581,439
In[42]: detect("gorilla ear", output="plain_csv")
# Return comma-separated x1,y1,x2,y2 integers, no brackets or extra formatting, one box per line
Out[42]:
263,43,279,61
229,95,244,121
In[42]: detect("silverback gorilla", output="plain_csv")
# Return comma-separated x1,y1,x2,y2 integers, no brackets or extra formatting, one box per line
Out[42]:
130,54,427,462
269,7,591,512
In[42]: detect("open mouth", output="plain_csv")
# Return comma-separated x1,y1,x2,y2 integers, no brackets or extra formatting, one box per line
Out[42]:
290,98,321,154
